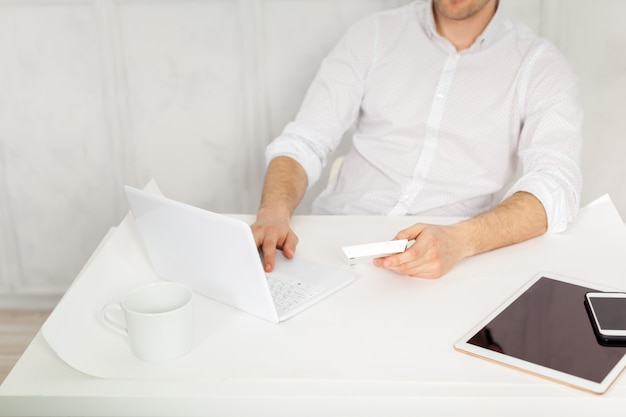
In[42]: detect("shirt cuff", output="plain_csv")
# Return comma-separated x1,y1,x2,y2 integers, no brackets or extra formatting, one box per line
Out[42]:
504,174,580,234
265,136,325,190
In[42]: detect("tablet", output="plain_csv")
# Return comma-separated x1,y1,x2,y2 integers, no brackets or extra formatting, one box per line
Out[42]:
455,272,626,394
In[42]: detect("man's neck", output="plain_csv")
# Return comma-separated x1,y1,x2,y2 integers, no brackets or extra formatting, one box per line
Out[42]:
433,0,497,51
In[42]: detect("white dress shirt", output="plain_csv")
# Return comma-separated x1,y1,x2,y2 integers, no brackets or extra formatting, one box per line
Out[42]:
265,0,583,233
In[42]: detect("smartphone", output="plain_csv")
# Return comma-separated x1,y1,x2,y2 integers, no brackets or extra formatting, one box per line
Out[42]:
585,292,626,344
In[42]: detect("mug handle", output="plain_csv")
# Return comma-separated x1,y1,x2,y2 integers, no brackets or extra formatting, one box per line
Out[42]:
101,302,128,336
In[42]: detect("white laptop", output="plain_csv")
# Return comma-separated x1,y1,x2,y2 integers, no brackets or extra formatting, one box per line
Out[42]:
124,186,354,323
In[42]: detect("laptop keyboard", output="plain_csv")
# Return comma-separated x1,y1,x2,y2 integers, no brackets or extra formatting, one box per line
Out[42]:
267,276,325,315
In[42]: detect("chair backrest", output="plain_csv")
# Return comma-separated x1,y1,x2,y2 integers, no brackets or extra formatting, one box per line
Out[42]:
327,156,345,186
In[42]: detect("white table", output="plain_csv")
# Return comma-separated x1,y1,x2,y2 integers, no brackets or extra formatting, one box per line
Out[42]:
2,195,626,416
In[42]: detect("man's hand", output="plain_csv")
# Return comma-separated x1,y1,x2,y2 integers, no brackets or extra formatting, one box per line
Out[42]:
252,156,308,272
372,223,467,279
251,207,299,272
373,192,548,279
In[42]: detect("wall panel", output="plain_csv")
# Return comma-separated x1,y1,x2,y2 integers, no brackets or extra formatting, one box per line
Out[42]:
0,0,623,308
117,0,248,211
548,0,626,211
0,1,115,303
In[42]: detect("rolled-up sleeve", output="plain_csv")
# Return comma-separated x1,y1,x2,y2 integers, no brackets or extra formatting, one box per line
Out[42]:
504,43,583,233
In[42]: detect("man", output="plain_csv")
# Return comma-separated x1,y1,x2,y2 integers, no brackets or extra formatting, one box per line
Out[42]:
251,0,582,278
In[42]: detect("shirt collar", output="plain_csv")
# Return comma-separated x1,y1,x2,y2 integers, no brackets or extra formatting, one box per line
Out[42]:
423,0,439,40
423,0,505,52
475,0,504,50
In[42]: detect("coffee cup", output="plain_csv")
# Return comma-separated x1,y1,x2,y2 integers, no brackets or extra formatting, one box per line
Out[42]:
101,281,194,362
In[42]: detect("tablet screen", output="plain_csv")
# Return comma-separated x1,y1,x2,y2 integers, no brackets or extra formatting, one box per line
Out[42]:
457,275,626,392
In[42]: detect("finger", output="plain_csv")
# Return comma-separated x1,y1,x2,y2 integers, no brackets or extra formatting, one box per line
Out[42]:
373,249,414,268
251,224,264,248
394,223,427,240
261,240,278,272
281,231,299,259
380,257,438,278
374,242,425,272
382,246,448,279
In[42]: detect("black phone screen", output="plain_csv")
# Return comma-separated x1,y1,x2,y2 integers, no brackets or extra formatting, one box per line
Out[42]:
589,296,626,331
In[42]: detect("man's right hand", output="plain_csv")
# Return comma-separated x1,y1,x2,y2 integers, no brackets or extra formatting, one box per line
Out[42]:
251,207,299,272
252,156,308,272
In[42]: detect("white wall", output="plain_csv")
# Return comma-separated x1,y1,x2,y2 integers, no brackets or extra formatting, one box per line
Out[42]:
0,0,624,309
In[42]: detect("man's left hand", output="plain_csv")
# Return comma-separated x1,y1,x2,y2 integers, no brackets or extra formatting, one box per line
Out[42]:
373,223,467,279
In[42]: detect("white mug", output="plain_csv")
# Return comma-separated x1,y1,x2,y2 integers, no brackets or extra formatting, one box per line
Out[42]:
101,282,194,362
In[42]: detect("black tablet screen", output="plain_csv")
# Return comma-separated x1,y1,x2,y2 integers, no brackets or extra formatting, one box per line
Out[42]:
467,277,626,383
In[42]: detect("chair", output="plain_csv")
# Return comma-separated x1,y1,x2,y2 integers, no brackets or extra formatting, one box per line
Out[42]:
327,156,345,185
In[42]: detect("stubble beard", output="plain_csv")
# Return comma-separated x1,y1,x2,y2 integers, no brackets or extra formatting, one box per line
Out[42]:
433,0,493,21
